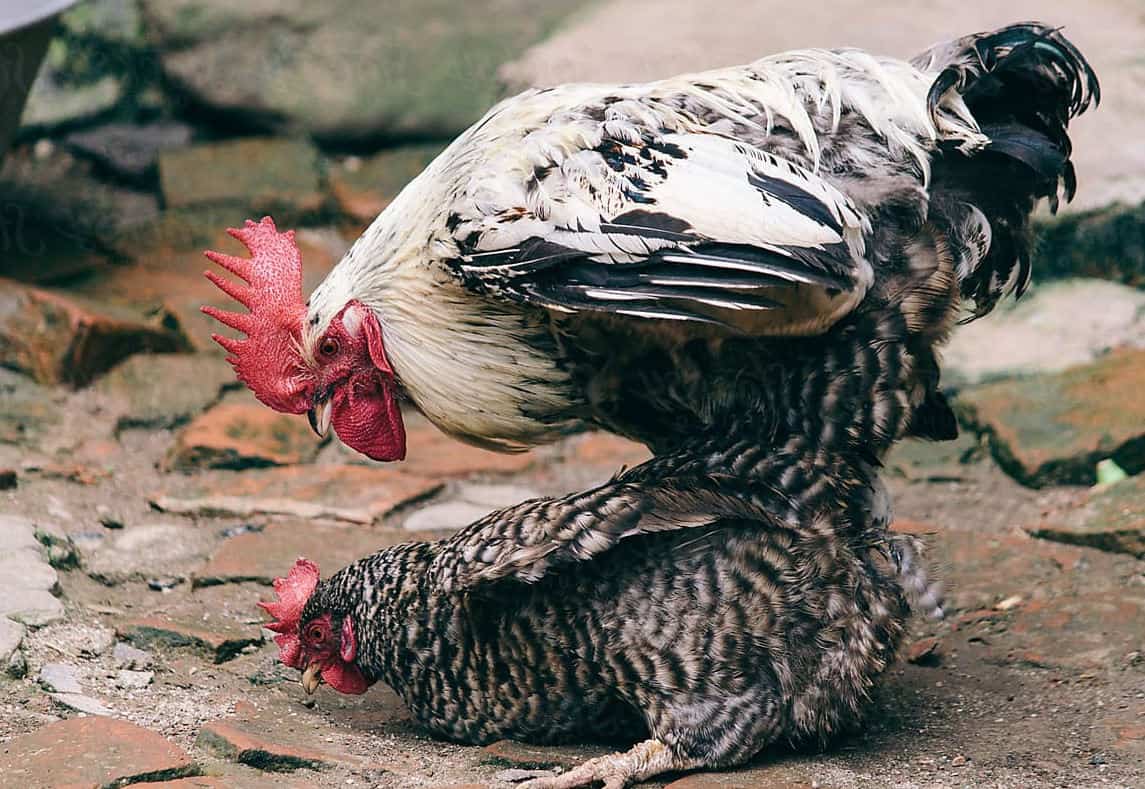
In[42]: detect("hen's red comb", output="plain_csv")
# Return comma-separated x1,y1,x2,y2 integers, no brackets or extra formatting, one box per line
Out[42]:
258,558,320,669
201,217,310,414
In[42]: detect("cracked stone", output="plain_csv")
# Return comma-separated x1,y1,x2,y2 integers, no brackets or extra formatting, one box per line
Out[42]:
329,144,444,221
0,717,195,785
942,279,1145,385
0,589,65,627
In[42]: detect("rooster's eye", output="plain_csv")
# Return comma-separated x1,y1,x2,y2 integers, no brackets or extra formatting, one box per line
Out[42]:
319,338,339,358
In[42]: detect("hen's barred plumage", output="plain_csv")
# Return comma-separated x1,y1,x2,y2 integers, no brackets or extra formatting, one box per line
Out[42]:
302,433,939,786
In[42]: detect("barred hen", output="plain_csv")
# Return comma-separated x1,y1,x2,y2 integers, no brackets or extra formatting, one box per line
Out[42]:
205,23,1096,468
263,436,940,788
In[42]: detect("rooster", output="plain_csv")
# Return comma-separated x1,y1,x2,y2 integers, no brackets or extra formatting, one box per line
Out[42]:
204,23,1096,470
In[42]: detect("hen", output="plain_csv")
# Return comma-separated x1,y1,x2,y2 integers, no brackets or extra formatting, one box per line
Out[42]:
205,23,1096,469
263,436,940,788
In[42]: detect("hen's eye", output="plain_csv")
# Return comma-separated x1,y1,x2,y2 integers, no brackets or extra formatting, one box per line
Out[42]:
307,626,325,643
319,338,339,358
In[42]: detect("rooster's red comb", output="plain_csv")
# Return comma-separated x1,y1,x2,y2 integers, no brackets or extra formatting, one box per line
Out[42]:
258,558,320,669
202,217,310,414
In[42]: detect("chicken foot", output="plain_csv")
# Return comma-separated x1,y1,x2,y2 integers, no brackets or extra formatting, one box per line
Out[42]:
517,739,698,789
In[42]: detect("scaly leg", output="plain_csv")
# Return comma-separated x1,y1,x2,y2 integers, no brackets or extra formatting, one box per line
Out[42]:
517,739,697,789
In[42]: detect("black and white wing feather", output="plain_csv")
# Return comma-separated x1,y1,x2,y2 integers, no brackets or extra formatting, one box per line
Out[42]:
446,127,872,334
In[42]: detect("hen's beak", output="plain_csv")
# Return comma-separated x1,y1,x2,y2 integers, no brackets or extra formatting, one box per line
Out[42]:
301,663,323,695
308,398,332,438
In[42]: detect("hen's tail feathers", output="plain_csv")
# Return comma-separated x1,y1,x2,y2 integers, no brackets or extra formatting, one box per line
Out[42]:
915,22,1099,317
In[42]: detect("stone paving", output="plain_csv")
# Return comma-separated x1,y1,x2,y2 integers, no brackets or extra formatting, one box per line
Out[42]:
1,1,1143,786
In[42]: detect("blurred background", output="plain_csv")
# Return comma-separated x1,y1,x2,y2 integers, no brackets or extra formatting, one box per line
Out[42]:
0,1,1142,787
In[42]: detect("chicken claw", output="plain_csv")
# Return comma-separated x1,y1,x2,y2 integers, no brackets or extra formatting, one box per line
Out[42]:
517,739,692,789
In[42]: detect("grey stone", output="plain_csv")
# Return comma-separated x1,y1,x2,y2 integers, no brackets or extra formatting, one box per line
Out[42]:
114,669,154,689
0,589,65,627
50,692,114,716
943,279,1145,385
113,642,154,670
39,663,83,695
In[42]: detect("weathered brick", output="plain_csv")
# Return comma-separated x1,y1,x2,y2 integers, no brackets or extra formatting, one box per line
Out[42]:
0,717,196,787
165,402,320,471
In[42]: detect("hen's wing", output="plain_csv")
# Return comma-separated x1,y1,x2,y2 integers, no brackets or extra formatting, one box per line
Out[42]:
446,127,872,335
430,471,762,593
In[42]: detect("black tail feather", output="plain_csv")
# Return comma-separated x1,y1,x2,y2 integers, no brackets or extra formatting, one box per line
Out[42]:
918,22,1099,317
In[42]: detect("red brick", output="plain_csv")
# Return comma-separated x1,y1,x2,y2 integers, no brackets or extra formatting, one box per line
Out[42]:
165,402,320,471
0,717,195,787
0,278,191,387
194,521,454,587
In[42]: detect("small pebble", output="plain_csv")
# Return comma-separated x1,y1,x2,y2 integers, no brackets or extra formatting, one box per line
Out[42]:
951,754,968,767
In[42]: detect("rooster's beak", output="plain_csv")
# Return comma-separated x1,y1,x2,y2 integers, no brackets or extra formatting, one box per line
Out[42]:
301,663,323,695
308,398,332,438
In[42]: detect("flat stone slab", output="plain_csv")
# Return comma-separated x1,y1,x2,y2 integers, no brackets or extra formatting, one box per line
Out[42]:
957,348,1145,487
194,521,453,587
118,616,263,664
0,717,196,786
942,279,1145,386
1027,474,1145,559
165,402,321,471
152,465,442,524
0,278,192,387
158,138,325,219
93,352,235,431
84,522,219,585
